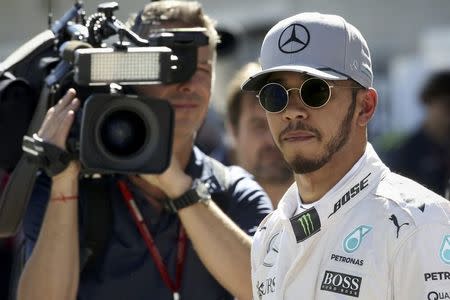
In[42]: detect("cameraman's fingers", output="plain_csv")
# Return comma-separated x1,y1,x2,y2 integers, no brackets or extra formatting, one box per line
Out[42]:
41,89,78,128
53,98,80,149
58,96,81,120
38,97,80,149
53,89,77,114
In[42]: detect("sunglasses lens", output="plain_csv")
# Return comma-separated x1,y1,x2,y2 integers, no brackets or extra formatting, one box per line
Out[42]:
301,78,330,108
259,83,288,112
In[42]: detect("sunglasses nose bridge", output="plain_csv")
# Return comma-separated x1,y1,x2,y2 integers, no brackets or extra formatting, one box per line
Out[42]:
285,87,301,97
282,87,310,121
285,87,304,108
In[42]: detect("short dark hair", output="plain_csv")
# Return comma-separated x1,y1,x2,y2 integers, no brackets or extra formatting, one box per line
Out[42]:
225,62,261,129
420,70,450,104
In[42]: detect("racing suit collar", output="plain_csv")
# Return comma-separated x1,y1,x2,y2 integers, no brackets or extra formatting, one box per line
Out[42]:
277,143,389,242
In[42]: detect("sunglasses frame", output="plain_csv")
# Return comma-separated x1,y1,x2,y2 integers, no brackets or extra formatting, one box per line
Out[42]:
257,77,361,113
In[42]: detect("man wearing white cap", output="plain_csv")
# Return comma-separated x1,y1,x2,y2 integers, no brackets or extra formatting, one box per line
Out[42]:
243,12,450,299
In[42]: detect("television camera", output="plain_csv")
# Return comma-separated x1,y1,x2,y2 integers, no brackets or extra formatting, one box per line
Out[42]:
0,0,209,236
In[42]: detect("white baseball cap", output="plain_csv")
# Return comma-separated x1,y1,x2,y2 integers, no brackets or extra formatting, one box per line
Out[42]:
242,12,373,90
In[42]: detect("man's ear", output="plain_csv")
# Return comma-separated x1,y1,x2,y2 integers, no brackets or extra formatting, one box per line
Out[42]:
357,88,377,126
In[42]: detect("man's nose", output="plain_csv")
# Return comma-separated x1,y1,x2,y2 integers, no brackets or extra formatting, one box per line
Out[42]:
177,71,201,93
282,89,308,120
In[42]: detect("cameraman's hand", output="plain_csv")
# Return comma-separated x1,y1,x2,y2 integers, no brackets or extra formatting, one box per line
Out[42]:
37,89,81,179
38,89,80,151
139,155,192,199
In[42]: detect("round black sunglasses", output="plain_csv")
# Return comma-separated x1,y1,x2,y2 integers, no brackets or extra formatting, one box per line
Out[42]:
257,77,362,113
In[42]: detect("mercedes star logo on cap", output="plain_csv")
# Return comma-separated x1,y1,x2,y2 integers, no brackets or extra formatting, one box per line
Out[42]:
278,23,310,54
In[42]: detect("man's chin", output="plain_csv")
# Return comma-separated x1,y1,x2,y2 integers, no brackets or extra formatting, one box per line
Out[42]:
286,154,330,174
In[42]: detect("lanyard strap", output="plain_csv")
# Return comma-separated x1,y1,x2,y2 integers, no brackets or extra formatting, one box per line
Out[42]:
117,179,187,297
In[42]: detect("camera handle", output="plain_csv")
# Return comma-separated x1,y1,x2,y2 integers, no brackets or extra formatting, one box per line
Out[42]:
51,1,84,34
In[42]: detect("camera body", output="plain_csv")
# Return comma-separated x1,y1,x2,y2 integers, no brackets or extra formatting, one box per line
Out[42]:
0,1,209,174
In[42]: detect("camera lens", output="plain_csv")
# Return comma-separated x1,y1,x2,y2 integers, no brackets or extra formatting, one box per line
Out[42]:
99,110,147,157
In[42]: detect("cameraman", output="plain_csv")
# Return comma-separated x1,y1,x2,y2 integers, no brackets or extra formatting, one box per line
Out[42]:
16,1,272,300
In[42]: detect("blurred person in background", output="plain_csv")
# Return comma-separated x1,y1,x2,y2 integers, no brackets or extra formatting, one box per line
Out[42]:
383,70,450,197
218,62,293,206
196,108,226,155
16,2,272,300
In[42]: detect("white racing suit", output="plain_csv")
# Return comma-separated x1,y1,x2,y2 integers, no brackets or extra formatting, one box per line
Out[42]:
251,143,450,299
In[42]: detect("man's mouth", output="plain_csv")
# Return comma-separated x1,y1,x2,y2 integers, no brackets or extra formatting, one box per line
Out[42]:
281,130,315,142
171,102,198,109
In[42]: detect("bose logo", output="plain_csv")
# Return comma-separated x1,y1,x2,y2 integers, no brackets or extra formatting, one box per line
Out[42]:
329,173,370,218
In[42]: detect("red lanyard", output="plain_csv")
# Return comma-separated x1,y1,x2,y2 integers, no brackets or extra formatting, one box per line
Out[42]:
117,180,187,300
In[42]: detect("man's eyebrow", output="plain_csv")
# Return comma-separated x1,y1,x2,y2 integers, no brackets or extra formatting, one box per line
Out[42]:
266,75,290,85
267,77,284,84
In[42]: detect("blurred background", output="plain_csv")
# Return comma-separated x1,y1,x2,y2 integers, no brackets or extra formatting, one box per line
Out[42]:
0,0,450,145
1,0,450,143
0,0,450,298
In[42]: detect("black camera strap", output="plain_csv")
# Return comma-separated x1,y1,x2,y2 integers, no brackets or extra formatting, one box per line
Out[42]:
0,86,54,237
79,175,113,274
0,158,39,238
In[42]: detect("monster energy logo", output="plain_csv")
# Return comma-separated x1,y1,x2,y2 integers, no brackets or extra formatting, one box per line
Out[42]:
290,207,321,243
298,213,314,236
